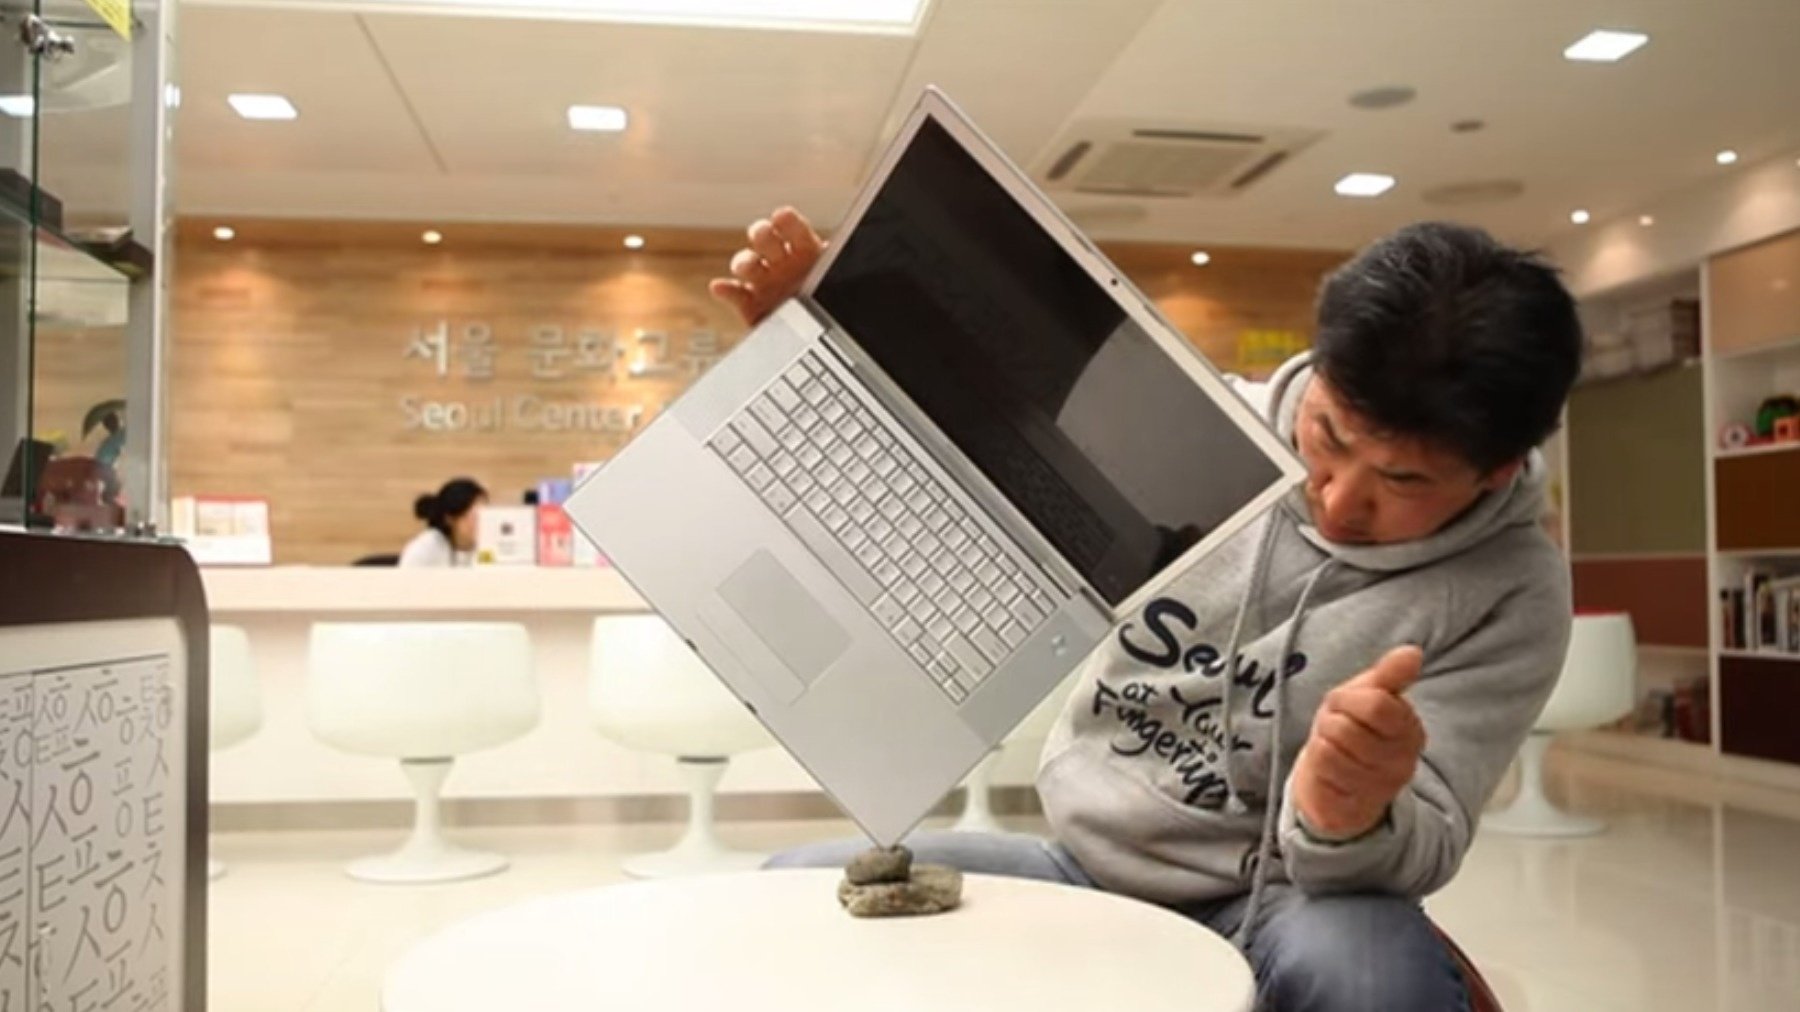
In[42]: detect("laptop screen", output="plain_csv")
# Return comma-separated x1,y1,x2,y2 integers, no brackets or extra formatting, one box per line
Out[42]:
815,117,1286,606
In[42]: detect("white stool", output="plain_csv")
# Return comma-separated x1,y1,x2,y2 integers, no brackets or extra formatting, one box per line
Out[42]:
308,622,539,883
1486,612,1636,837
208,624,264,881
589,615,774,878
953,666,1085,833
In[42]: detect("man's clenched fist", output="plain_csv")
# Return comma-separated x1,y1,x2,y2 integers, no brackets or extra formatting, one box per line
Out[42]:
1291,645,1427,841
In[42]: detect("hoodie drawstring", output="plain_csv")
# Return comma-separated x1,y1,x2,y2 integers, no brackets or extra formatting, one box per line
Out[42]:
1231,554,1332,949
1218,514,1283,805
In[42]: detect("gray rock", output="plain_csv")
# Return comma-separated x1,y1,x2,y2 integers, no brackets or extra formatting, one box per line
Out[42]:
837,864,963,918
845,845,913,886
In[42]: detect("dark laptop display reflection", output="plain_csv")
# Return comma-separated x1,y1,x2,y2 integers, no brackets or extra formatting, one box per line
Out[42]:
816,119,1283,605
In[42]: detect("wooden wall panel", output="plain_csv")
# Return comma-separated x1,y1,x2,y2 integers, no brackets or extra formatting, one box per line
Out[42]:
31,324,129,457
1102,244,1346,374
1567,365,1707,556
1571,556,1709,648
1709,228,1800,354
169,220,1345,564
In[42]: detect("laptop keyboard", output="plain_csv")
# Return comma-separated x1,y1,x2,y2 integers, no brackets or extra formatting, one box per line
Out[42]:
710,351,1060,703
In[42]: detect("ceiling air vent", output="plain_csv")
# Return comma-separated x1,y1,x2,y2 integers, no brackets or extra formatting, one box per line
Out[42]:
1038,119,1322,199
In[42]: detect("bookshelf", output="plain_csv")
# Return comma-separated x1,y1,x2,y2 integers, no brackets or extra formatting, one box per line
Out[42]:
1716,441,1800,461
1713,334,1800,362
1705,226,1800,767
1719,649,1800,662
1565,226,1800,767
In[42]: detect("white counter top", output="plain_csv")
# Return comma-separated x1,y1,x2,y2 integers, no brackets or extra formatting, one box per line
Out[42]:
199,565,1041,808
202,566,649,614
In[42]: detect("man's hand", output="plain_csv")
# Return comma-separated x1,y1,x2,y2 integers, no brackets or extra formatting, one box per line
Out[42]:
1291,645,1427,841
708,207,826,327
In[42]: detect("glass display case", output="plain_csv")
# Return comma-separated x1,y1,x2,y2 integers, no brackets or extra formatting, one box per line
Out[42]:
0,0,172,532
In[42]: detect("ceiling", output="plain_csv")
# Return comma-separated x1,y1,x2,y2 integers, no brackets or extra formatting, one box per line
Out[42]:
45,0,1800,251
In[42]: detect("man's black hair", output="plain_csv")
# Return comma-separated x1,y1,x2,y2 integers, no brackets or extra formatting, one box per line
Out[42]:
1311,221,1583,473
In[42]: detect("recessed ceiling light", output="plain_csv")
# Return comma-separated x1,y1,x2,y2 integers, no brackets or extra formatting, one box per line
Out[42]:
1563,29,1648,62
1570,209,1591,225
1716,149,1739,165
1334,173,1396,198
1189,251,1211,267
422,230,444,245
0,95,35,118
214,226,236,241
1639,215,1655,227
568,105,628,132
228,93,298,121
623,234,646,250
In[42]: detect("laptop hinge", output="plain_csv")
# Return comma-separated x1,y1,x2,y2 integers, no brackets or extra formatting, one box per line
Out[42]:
817,329,857,372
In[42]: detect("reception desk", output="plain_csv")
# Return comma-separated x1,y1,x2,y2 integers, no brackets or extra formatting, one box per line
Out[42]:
203,568,1044,818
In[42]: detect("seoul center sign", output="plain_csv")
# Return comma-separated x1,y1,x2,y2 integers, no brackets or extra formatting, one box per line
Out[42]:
398,320,724,436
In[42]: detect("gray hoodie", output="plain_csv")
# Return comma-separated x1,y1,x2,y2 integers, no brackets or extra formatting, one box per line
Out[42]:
1037,353,1571,921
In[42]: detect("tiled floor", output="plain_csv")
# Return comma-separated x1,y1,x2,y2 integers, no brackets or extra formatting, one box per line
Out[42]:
208,752,1800,1011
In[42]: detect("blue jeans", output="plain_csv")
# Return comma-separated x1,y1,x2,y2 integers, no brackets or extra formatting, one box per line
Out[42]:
768,831,1469,1012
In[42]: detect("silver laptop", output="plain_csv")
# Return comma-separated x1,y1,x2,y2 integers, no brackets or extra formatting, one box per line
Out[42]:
566,87,1304,847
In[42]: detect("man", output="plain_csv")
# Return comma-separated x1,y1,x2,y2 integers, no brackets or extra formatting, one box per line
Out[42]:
717,209,1581,1011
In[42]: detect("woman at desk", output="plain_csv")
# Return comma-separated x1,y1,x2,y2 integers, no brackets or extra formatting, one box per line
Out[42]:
400,478,487,568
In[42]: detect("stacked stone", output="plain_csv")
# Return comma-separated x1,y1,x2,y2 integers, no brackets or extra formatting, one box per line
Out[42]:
838,846,963,918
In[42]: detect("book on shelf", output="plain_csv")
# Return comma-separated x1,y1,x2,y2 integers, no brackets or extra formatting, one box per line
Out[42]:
1767,576,1800,652
1720,565,1800,653
1781,585,1792,653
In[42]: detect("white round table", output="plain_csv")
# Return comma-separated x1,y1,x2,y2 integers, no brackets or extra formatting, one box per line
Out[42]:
383,869,1255,1012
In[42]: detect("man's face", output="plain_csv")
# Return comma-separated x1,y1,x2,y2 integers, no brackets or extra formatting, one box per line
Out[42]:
1293,376,1520,546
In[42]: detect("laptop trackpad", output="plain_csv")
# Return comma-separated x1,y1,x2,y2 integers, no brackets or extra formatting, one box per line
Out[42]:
695,550,849,703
